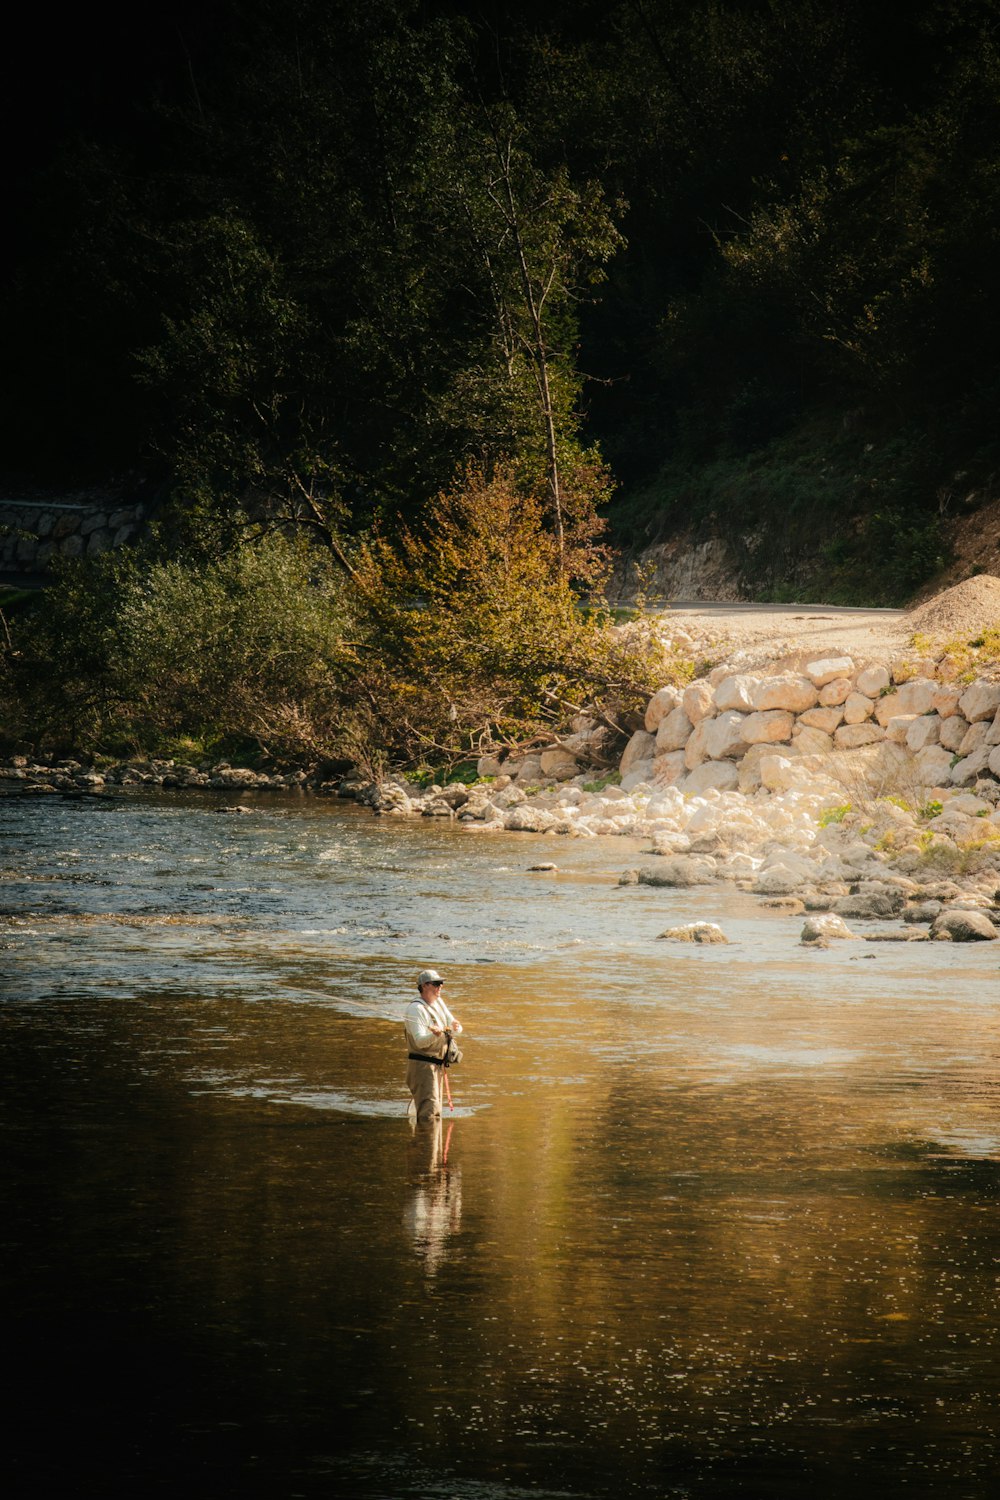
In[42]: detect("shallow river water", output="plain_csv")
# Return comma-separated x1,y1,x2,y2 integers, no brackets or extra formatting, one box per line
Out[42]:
2,790,999,1498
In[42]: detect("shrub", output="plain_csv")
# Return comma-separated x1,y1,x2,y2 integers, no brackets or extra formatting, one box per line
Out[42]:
3,533,355,759
2,466,692,775
349,465,680,767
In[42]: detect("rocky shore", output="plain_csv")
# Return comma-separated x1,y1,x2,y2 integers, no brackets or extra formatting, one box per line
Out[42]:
0,758,331,794
359,646,1000,941
6,577,1000,946
408,567,1000,941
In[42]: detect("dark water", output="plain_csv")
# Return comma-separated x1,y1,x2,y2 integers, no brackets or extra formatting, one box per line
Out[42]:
2,791,999,1498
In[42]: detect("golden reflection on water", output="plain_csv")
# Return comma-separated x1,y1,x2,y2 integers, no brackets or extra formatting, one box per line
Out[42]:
3,792,1000,1496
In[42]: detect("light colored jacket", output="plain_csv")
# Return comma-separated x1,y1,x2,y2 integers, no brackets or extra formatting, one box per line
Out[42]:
404,995,462,1058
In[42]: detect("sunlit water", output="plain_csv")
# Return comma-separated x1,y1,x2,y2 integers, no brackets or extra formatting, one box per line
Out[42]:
2,790,999,1498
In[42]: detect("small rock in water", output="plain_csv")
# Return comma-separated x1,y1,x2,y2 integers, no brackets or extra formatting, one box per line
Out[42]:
215,804,252,814
657,922,728,944
902,901,943,924
638,856,716,887
833,893,900,919
528,863,559,872
762,897,806,913
930,909,999,942
801,913,857,944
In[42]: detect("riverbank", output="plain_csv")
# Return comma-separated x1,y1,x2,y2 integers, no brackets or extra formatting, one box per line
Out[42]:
6,577,1000,944
356,582,1000,942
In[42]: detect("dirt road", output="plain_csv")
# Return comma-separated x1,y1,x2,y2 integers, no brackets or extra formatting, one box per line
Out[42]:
657,576,1000,668
663,600,913,667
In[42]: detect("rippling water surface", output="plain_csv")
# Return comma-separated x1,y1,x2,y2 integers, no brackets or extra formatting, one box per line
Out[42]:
2,790,999,1498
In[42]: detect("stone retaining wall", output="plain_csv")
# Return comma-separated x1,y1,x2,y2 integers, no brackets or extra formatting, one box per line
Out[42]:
0,495,149,578
615,654,1000,797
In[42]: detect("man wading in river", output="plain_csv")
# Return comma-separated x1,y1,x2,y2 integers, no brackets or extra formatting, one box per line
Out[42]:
405,970,463,1122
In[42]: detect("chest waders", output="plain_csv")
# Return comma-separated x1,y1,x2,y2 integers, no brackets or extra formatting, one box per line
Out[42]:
407,1029,457,1113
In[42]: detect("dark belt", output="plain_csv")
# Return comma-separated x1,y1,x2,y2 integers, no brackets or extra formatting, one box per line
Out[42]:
408,1051,449,1067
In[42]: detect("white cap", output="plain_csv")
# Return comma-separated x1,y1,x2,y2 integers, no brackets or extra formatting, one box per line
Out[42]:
417,969,444,986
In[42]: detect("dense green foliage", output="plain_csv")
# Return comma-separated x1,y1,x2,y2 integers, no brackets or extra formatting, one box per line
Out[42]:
4,1,1000,760
1,473,679,766
5,0,1000,572
2,536,356,758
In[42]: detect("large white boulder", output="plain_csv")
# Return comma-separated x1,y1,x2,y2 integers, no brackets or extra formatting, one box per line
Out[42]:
741,709,795,744
950,747,993,785
682,679,715,725
896,679,938,715
856,665,890,696
818,677,854,707
906,716,941,753
886,714,919,744
834,723,885,749
959,681,1000,723
704,710,750,760
801,913,857,942
714,674,760,712
657,922,729,943
932,909,999,942
799,706,844,735
914,745,954,785
989,745,1000,777
644,685,683,732
684,720,711,770
655,706,693,752
753,675,819,712
792,725,835,755
651,749,687,786
986,709,1000,746
931,685,964,718
505,805,558,832
843,692,875,724
539,747,580,780
939,716,970,752
806,656,855,686
875,679,936,726
958,721,991,757
620,730,657,776
683,761,740,794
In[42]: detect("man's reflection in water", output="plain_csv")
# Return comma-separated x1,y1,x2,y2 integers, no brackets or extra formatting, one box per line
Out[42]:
404,1119,461,1277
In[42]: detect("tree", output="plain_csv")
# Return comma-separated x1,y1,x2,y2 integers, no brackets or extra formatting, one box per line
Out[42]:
440,96,623,569
350,465,616,763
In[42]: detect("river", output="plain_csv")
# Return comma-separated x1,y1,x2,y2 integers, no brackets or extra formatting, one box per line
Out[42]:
2,790,999,1497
